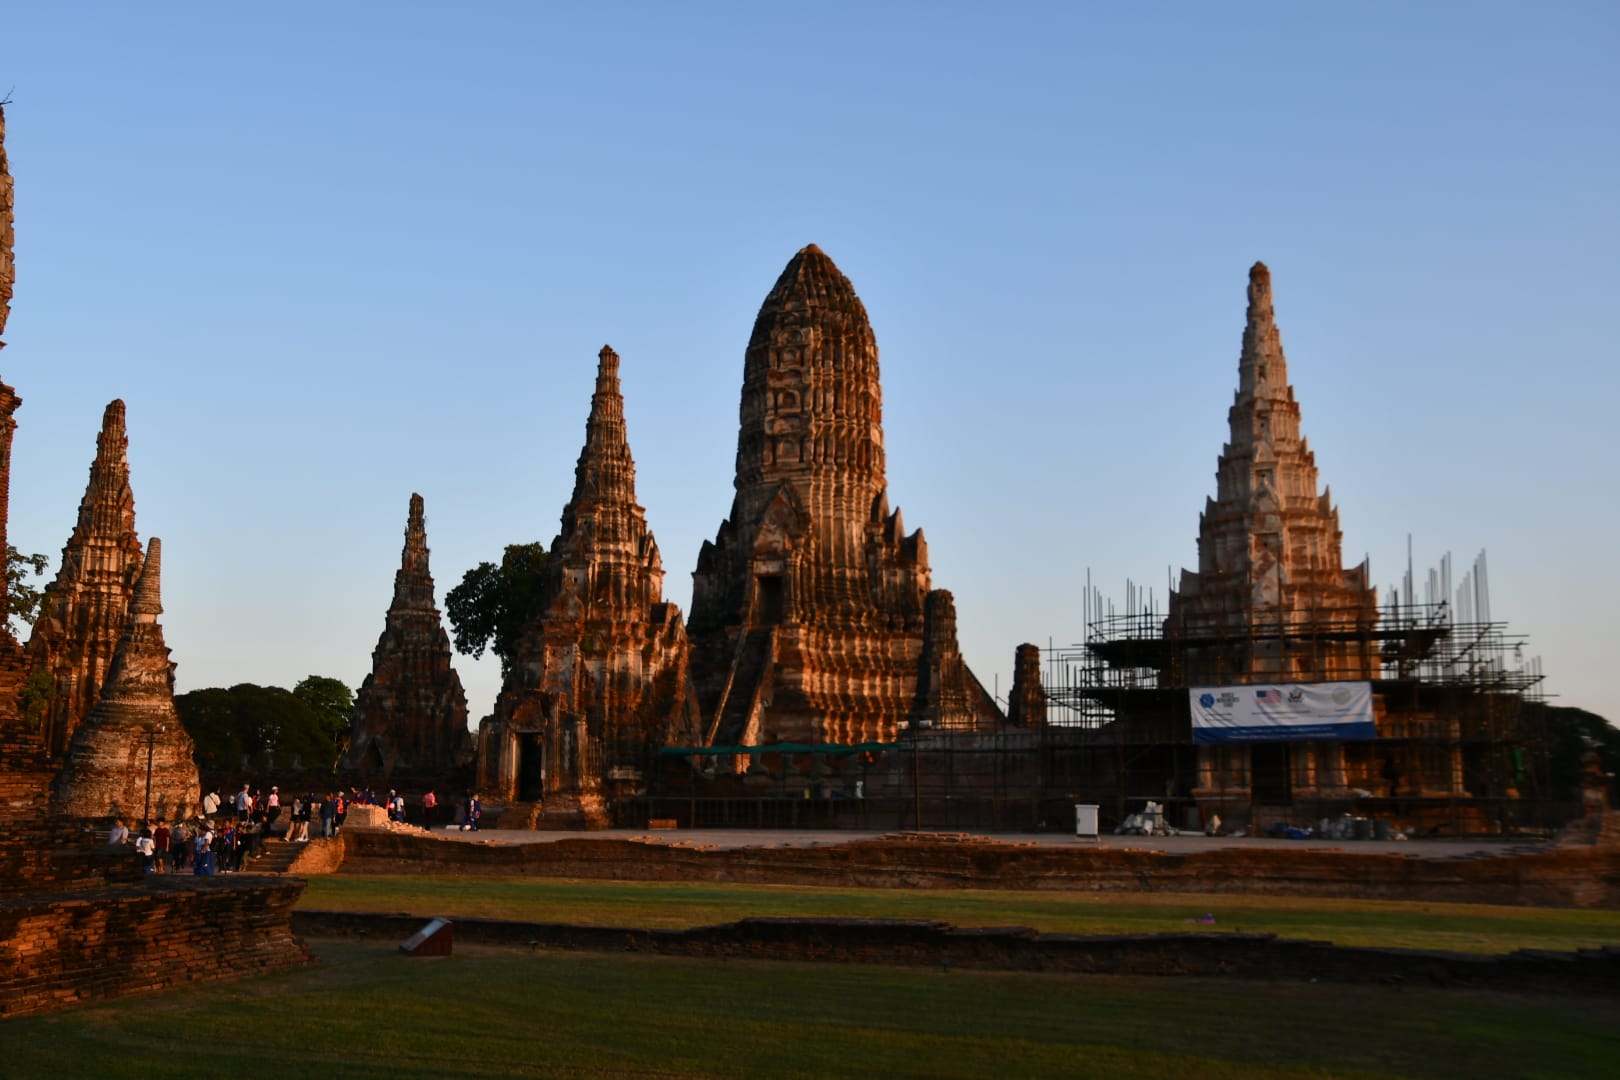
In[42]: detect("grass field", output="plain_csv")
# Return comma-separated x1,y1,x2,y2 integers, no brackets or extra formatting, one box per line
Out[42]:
298,874,1620,955
8,937,1619,1079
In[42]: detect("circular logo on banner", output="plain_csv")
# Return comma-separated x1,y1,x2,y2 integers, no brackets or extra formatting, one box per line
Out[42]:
1199,693,1215,708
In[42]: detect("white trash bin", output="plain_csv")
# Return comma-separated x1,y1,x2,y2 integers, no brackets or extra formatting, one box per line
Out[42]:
1075,803,1099,841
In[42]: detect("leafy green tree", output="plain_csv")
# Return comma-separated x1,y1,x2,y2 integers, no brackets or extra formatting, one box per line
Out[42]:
175,683,341,773
445,542,548,676
1532,704,1620,803
6,543,49,636
18,665,55,729
293,674,355,751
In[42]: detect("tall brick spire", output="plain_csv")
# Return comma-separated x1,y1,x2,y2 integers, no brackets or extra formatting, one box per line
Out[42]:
1236,262,1289,402
53,538,200,824
553,345,663,597
27,400,145,758
474,347,698,826
397,491,432,604
348,493,469,776
1168,262,1376,678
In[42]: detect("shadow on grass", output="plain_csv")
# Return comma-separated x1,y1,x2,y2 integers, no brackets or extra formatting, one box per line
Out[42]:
7,938,1618,1079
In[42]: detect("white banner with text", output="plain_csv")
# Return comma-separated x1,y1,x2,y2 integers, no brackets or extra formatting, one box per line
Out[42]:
1189,682,1376,744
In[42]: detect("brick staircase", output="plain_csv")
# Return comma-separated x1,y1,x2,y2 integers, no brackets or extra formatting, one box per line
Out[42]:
242,838,306,875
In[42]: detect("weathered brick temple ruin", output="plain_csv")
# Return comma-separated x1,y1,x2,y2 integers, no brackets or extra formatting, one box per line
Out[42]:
453,247,1003,824
348,493,471,780
52,538,202,823
26,399,145,759
474,346,701,825
1170,263,1385,814
0,106,310,1018
1034,263,1549,834
687,245,1001,747
339,247,1557,836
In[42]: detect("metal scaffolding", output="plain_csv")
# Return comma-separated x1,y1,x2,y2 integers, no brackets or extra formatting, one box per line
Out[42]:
1027,551,1557,833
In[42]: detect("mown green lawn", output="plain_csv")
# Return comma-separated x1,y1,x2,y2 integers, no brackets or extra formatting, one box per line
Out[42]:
298,874,1620,955
10,939,1618,1079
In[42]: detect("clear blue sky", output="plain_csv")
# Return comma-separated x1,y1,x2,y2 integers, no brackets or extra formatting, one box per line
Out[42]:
3,3,1616,727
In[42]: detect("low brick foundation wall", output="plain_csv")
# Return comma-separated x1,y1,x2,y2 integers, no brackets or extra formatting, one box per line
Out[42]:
0,834,145,898
333,831,1620,909
292,911,1620,995
285,836,346,875
0,875,315,1017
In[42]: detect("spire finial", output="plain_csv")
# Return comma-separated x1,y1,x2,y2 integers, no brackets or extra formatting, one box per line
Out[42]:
1247,261,1273,315
1237,260,1286,398
399,493,429,580
408,492,425,537
96,398,128,461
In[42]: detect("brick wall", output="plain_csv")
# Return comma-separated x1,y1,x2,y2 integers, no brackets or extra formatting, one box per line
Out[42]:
0,876,314,1017
0,826,144,898
291,911,1620,996
332,828,1620,909
284,836,346,875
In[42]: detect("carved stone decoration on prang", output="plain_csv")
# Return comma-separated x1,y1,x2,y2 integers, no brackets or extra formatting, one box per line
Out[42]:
475,346,701,826
687,245,1001,751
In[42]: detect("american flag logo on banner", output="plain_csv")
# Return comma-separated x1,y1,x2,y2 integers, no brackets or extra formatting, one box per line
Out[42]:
1255,689,1282,704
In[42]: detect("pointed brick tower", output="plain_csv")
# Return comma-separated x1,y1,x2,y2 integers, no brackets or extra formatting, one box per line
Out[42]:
1167,263,1379,809
688,246,1000,749
53,538,200,823
476,346,699,827
1167,262,1377,666
1007,643,1046,728
26,400,144,759
348,493,469,778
